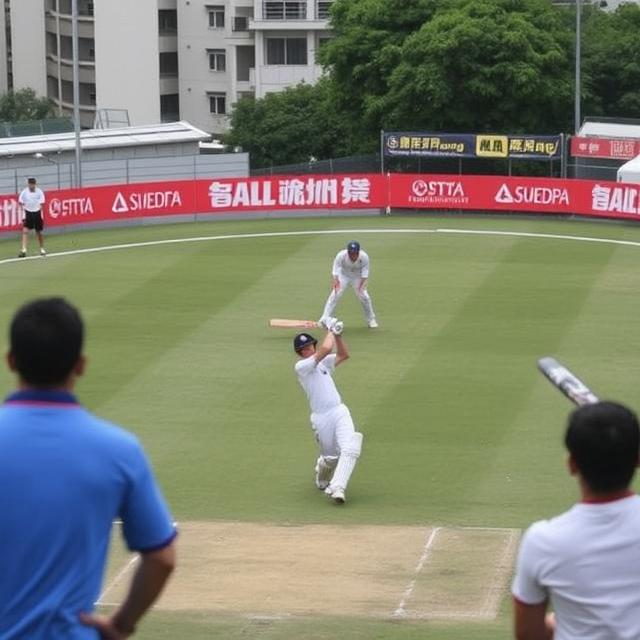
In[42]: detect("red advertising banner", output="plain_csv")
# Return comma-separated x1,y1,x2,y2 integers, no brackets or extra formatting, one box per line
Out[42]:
0,175,384,233
388,174,640,222
1,173,640,233
570,136,640,160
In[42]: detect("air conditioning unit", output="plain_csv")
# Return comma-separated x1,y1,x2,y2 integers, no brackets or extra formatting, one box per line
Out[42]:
233,16,249,31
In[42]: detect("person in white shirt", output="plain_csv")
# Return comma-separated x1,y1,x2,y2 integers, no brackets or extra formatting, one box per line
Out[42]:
320,241,378,329
18,177,46,258
512,401,640,640
293,318,363,504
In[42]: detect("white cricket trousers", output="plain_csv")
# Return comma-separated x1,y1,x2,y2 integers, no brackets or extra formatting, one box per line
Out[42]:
322,275,376,322
310,403,355,458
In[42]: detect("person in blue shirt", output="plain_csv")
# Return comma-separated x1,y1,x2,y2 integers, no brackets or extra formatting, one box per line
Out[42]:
0,297,177,639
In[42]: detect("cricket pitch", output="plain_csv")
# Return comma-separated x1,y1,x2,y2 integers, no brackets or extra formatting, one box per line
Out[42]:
99,522,519,621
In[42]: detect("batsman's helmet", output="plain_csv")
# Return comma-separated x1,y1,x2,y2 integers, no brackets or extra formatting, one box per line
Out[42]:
347,240,360,253
293,332,317,353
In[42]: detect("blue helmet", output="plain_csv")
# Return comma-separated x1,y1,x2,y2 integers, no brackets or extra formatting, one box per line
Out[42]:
347,241,360,253
293,332,317,353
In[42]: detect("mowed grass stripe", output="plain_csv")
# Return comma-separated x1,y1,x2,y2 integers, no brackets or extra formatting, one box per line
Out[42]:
366,236,617,526
80,238,312,420
461,242,640,528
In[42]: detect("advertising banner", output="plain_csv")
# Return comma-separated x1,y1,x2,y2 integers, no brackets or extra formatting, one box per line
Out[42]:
2,173,640,234
384,132,561,159
388,173,640,221
570,136,640,160
0,175,385,233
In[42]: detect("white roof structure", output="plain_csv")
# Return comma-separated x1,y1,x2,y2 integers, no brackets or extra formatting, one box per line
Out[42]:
617,155,640,183
579,120,640,139
0,121,211,158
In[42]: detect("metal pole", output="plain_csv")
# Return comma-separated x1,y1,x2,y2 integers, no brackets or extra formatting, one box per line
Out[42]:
72,0,82,187
574,0,581,134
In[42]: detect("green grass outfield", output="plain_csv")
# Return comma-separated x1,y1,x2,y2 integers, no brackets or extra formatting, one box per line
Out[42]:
2,214,640,639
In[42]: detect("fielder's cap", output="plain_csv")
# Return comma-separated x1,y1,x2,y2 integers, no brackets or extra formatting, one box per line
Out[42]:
347,240,360,253
27,177,36,183
293,332,317,353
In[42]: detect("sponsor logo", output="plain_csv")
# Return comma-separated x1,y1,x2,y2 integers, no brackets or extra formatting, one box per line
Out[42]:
592,184,640,215
0,198,20,228
386,135,400,150
48,197,94,219
409,179,468,205
495,184,569,206
209,180,277,208
112,190,183,214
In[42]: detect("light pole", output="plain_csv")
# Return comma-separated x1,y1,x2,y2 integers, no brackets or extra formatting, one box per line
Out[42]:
71,0,82,187
34,152,62,189
574,0,582,134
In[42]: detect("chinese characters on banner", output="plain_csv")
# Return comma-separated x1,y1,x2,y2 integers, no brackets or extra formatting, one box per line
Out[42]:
570,136,640,160
1,173,640,233
383,132,561,159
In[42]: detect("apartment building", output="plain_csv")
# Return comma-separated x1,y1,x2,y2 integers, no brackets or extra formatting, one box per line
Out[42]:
2,0,332,134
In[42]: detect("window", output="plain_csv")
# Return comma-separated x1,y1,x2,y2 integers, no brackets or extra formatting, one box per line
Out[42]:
208,49,226,72
207,5,225,28
159,9,178,34
233,16,249,31
263,1,306,20
159,51,179,76
209,93,226,115
266,37,307,65
160,94,180,121
316,1,332,19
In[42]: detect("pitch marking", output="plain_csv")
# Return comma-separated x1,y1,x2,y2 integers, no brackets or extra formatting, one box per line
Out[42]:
392,526,441,619
2,226,640,266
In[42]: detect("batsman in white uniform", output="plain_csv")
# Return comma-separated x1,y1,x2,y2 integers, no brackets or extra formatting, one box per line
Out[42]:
320,241,378,329
293,318,363,504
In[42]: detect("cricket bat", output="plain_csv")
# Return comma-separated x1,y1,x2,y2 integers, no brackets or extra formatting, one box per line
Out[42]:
269,318,320,329
537,356,599,406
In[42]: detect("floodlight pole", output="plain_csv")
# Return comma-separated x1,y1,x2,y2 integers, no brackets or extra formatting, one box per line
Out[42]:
574,0,581,134
71,0,82,187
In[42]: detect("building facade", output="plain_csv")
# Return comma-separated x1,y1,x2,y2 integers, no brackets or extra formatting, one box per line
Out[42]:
3,0,332,134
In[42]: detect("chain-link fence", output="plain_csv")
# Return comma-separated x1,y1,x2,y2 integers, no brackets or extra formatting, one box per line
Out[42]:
0,118,74,138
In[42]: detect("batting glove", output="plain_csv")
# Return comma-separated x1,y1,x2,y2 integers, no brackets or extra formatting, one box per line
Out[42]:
322,316,337,331
331,321,344,336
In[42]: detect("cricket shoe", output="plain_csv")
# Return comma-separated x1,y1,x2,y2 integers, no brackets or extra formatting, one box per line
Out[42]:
314,457,332,491
324,485,346,504
18,250,26,258
368,319,378,329
40,248,46,256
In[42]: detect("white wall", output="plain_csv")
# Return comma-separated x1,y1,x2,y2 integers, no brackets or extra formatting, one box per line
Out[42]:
177,0,230,134
94,0,160,125
10,0,47,95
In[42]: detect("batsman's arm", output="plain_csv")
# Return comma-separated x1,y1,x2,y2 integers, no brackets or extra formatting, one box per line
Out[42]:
314,330,335,363
334,333,349,366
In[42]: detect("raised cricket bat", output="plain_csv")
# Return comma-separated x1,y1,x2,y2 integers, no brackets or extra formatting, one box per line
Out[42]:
537,357,599,406
269,318,320,329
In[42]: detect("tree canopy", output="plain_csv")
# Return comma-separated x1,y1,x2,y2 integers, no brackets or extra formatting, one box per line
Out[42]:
228,0,639,166
0,89,54,122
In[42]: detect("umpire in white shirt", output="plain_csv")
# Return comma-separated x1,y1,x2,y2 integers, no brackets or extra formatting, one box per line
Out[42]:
18,177,46,258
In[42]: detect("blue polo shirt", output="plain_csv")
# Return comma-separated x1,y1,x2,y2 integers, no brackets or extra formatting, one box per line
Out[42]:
0,390,177,639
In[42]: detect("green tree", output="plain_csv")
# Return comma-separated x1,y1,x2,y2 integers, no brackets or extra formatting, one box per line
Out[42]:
581,3,640,119
225,79,354,168
0,88,54,122
321,0,574,144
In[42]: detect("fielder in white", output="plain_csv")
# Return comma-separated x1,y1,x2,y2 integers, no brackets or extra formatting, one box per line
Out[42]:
320,241,378,329
512,401,640,640
293,317,363,504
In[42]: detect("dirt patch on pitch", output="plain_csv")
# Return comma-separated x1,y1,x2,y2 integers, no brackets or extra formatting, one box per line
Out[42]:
100,522,519,621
